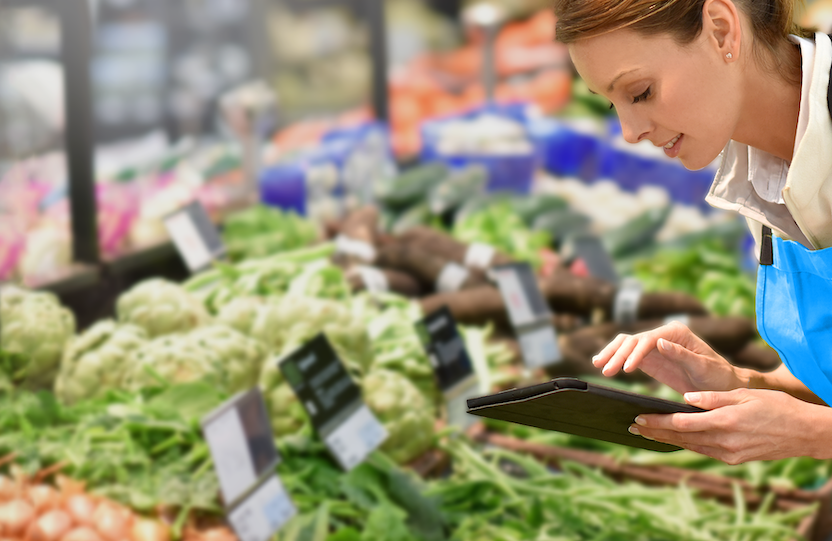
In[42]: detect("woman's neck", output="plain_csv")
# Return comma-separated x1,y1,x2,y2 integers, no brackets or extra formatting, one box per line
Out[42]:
732,45,802,163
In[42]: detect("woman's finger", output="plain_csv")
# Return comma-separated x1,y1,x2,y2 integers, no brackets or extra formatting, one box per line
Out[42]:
602,335,640,376
629,424,725,449
592,333,630,367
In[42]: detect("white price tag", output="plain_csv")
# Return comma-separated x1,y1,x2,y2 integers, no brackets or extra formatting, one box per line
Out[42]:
357,266,389,293
336,235,377,262
491,268,536,327
464,243,496,270
436,262,470,293
518,326,561,369
228,476,296,541
444,378,480,431
614,278,643,324
324,404,388,471
202,408,257,505
165,211,214,272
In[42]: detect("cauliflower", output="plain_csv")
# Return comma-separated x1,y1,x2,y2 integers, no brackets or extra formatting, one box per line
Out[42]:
54,320,148,404
1,286,76,390
117,279,210,338
362,369,435,465
123,334,224,391
188,324,266,393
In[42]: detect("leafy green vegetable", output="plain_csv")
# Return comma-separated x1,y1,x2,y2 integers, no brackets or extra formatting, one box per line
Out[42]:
222,205,319,262
453,201,551,268
632,239,757,319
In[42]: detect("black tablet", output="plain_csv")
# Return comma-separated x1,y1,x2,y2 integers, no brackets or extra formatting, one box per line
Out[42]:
466,377,706,452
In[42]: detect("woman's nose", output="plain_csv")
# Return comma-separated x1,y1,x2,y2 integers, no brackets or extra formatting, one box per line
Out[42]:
619,115,651,144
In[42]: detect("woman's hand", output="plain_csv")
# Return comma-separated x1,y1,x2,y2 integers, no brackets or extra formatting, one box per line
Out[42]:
630,389,832,463
592,321,748,394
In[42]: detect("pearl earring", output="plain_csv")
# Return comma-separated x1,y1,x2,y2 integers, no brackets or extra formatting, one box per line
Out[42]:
726,52,733,59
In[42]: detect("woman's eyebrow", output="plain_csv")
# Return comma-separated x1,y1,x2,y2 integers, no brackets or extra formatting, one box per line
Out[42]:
607,68,640,91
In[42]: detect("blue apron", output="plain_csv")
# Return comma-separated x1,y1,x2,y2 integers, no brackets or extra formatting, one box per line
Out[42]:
754,38,832,405
757,227,832,405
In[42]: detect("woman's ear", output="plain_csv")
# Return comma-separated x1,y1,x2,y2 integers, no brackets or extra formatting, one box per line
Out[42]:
702,0,742,60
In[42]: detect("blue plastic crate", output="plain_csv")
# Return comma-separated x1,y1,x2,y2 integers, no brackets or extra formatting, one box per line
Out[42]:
420,104,538,194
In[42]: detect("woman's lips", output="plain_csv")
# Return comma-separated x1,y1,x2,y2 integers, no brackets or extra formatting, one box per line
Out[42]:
664,134,683,158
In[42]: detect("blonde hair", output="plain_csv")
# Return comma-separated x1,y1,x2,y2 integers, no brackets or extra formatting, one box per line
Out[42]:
554,0,809,84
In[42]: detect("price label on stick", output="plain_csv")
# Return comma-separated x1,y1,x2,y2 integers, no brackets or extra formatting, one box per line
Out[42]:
563,233,619,285
417,307,479,430
164,201,226,273
490,263,562,369
201,389,296,540
280,334,387,471
228,476,296,541
201,389,282,506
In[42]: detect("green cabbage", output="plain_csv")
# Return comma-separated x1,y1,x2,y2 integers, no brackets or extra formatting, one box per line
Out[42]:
54,320,148,404
362,369,435,465
189,324,267,393
1,286,76,390
123,334,224,391
117,279,211,338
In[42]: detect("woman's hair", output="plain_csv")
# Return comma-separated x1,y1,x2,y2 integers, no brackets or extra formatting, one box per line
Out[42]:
554,0,809,84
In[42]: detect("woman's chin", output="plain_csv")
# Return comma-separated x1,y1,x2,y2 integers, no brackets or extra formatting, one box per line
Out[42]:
678,148,722,172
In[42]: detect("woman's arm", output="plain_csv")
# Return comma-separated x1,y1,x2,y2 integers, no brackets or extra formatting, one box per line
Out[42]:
741,364,827,405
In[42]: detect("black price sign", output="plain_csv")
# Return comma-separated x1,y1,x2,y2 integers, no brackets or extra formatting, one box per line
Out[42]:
280,334,362,432
417,307,475,393
417,307,480,430
280,334,387,471
164,200,226,273
563,233,619,285
490,263,562,370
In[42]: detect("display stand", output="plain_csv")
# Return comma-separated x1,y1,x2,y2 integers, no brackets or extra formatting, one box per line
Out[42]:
1,0,100,295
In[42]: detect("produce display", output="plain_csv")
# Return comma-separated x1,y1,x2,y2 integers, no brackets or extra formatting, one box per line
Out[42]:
0,2,818,534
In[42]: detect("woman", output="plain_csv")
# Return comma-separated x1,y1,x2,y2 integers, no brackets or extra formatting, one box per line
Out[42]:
554,0,832,464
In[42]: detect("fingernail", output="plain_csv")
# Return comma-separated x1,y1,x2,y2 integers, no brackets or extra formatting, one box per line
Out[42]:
635,416,647,426
623,356,633,371
685,392,701,403
628,426,640,436
592,355,600,362
659,338,671,352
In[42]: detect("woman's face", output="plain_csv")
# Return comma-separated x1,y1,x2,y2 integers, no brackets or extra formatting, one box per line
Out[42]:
569,28,741,170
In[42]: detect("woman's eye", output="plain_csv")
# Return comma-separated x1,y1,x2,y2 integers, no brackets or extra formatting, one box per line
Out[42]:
632,87,652,104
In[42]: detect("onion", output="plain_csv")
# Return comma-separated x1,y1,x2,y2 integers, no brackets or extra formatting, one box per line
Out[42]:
91,502,132,541
60,526,104,541
65,495,96,526
191,526,237,541
130,519,170,541
0,499,36,537
26,509,73,541
0,475,17,502
28,485,59,513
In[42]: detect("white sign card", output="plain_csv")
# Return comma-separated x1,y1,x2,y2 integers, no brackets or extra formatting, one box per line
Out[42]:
490,263,562,369
164,201,226,273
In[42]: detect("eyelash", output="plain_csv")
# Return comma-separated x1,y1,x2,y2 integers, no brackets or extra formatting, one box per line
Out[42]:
607,87,652,110
632,87,651,104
